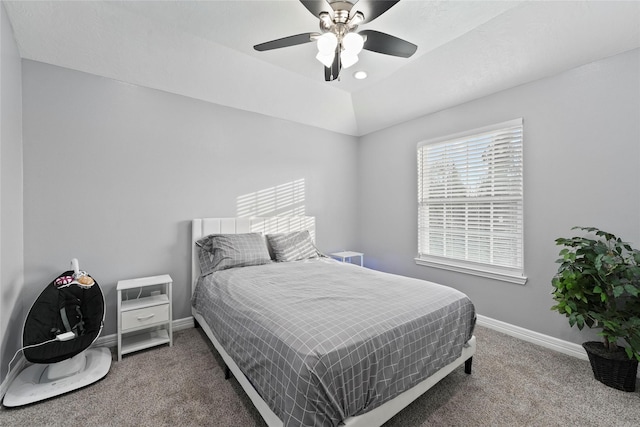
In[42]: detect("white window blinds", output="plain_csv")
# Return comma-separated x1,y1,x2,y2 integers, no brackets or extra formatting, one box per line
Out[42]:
417,118,524,282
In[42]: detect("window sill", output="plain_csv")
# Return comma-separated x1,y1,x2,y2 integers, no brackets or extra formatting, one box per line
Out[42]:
415,256,527,285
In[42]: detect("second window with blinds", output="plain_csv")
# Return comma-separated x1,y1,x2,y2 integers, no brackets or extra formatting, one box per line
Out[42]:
416,118,526,285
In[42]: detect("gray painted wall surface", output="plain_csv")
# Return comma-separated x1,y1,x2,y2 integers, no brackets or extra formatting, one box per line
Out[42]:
0,2,24,381
22,60,359,337
358,48,640,346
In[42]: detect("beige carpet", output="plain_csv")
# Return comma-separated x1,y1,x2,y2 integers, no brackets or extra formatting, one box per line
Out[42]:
1,326,638,426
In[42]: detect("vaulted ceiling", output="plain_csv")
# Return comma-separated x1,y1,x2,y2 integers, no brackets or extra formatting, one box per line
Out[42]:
4,1,640,136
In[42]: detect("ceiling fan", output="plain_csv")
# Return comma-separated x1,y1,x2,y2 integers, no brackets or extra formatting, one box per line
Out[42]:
253,0,417,81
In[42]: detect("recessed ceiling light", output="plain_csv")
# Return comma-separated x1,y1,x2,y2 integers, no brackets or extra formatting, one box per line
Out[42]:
353,71,368,80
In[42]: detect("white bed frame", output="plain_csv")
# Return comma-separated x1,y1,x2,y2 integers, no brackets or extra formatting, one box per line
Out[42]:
191,217,476,427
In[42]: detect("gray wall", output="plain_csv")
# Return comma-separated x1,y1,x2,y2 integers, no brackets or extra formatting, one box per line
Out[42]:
0,2,24,382
358,48,640,345
21,60,359,337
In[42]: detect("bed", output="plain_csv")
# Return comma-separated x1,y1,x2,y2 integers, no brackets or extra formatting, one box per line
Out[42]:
191,217,476,427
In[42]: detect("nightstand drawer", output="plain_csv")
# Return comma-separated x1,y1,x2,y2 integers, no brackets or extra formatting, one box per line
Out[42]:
121,304,169,331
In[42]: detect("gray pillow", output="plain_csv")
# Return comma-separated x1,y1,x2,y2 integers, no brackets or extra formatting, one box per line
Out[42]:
196,233,271,275
266,230,319,262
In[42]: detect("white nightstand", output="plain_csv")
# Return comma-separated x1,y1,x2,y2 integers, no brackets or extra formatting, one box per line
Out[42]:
330,251,364,266
117,274,173,361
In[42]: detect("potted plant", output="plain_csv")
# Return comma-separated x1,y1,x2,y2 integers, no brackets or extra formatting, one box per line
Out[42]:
551,226,640,391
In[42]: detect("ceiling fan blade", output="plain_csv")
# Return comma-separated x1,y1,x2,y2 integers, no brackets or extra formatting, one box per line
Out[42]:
254,33,316,51
353,0,400,23
300,1,359,17
324,47,341,81
360,29,417,58
299,0,332,18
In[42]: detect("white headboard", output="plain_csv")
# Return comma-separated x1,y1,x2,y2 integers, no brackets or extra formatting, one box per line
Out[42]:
191,216,316,292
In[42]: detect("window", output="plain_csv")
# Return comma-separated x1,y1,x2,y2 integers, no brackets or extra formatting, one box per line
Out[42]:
416,118,526,284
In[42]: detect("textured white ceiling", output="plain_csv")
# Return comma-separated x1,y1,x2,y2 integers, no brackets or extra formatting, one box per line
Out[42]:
4,1,640,136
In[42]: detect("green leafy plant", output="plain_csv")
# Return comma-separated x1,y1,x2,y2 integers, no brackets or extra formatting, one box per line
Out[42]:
551,226,640,362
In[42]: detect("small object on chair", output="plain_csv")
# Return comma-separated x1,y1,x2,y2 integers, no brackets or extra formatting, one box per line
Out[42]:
72,259,95,288
56,331,76,341
76,275,95,288
55,276,74,287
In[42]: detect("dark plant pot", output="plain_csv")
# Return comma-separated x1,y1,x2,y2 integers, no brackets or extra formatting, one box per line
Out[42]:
582,341,638,392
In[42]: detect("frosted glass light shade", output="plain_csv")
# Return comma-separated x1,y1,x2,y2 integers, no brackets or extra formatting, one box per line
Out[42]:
341,52,359,68
316,52,335,68
342,32,364,54
317,33,338,54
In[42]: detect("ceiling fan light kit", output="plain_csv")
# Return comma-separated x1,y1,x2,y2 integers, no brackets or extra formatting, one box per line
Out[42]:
254,0,417,82
316,31,364,69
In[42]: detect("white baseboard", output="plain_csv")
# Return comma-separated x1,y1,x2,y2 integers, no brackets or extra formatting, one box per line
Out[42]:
476,314,640,378
476,314,588,360
0,316,195,401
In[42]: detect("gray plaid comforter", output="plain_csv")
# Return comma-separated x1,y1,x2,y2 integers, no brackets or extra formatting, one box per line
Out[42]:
192,258,475,427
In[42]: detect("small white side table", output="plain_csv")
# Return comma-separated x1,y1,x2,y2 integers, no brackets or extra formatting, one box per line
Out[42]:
330,251,364,266
117,274,173,361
